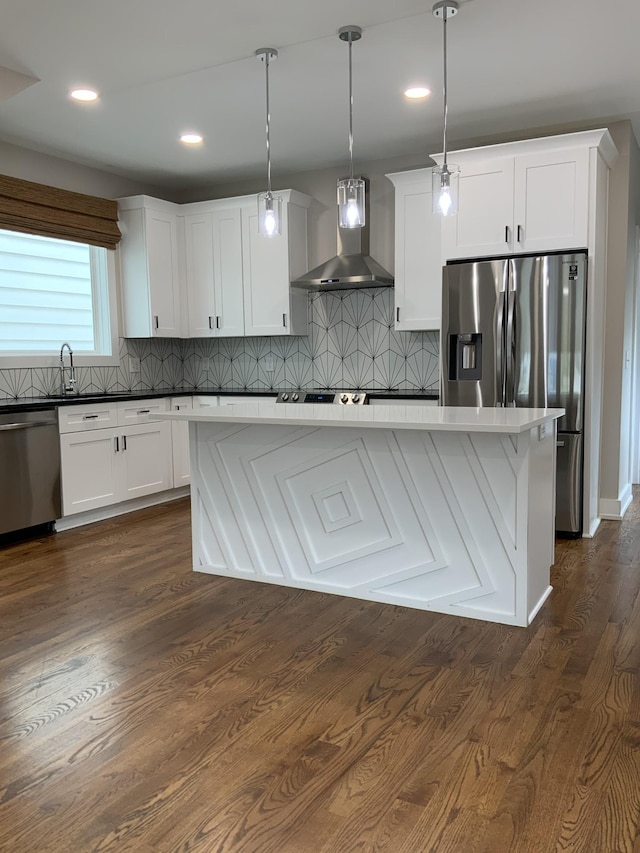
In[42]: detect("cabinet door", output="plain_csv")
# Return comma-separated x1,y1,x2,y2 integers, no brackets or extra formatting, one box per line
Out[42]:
441,159,514,260
183,212,216,337
513,147,590,253
121,421,173,499
117,397,169,426
144,208,182,336
211,207,245,336
393,177,442,330
60,429,119,515
241,205,292,336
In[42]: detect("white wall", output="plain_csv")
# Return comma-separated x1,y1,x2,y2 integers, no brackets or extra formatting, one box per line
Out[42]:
0,138,168,199
599,123,640,518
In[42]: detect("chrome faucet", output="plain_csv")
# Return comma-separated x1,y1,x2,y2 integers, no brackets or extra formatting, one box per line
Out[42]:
59,342,77,395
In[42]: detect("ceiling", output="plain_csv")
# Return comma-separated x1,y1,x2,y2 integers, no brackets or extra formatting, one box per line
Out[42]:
0,0,639,193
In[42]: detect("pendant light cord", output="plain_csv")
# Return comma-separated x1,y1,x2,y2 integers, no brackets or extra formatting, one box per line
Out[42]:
442,7,449,170
348,33,354,181
265,51,273,198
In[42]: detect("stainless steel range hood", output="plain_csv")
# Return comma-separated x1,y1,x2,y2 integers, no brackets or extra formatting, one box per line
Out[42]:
292,178,393,291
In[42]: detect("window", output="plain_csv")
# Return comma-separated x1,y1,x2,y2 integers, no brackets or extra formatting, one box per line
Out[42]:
0,228,118,366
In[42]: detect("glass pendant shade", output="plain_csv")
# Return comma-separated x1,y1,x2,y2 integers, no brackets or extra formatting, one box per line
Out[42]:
258,191,281,237
432,164,459,216
337,177,366,229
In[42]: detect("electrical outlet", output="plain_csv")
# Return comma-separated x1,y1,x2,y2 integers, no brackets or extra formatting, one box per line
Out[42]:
129,356,141,374
199,356,211,372
264,357,275,372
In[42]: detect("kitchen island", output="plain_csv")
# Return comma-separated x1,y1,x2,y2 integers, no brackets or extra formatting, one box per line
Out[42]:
159,403,564,627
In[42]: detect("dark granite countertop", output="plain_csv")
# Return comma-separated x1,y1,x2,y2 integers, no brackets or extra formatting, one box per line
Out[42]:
0,388,439,415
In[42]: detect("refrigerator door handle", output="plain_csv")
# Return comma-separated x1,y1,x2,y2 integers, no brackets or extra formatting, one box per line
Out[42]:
494,261,509,407
505,268,517,407
496,278,506,408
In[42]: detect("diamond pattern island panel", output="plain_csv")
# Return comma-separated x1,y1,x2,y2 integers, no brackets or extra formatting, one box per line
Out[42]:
189,419,556,626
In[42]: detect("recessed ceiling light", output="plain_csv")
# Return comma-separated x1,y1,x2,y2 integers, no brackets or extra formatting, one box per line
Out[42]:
404,87,431,100
180,133,203,145
70,88,99,102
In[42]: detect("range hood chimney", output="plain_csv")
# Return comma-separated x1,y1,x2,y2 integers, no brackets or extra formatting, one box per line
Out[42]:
292,177,393,291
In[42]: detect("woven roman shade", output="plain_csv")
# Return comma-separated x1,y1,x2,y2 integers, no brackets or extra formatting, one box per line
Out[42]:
0,173,122,249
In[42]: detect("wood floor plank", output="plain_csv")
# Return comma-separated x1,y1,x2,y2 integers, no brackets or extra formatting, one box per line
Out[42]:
0,492,639,851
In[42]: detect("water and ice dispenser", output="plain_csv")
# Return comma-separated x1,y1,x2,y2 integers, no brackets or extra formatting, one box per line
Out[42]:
449,333,482,380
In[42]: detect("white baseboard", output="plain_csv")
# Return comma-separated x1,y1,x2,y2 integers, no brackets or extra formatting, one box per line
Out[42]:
599,485,633,521
582,516,601,538
55,487,190,531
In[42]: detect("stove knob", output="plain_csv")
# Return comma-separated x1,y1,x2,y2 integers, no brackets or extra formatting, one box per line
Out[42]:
352,394,360,403
341,394,349,404
281,393,289,401
292,393,299,402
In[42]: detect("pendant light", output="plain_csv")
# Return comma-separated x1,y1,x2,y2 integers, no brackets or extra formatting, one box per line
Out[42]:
337,25,365,229
256,48,281,237
432,1,460,216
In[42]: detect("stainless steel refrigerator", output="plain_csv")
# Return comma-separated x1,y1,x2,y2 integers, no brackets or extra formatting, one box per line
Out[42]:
441,251,587,536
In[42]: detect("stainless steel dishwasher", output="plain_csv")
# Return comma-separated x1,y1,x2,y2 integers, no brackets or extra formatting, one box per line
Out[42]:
0,408,61,535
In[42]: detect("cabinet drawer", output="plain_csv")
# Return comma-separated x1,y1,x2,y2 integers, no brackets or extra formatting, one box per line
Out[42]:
58,403,118,433
170,396,193,412
117,398,169,425
193,395,219,408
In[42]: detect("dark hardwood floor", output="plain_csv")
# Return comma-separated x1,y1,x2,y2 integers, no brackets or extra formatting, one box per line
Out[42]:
1,493,639,852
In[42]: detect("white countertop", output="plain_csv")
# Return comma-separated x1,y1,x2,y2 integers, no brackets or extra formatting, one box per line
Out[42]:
159,403,564,434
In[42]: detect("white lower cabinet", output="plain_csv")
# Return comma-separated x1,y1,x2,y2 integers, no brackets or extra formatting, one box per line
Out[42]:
59,398,173,517
60,429,121,514
119,421,172,500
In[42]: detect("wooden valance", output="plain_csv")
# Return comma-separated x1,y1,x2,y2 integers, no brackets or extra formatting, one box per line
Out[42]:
0,173,122,249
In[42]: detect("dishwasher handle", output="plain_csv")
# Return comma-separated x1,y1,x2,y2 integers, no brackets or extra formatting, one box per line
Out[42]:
0,420,57,431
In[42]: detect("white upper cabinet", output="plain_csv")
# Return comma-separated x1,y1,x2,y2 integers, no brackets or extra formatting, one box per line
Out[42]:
118,196,182,337
441,158,515,259
180,207,246,338
152,189,311,339
386,169,442,331
181,210,217,338
240,192,310,336
211,207,245,337
436,129,614,261
389,128,617,332
513,147,590,253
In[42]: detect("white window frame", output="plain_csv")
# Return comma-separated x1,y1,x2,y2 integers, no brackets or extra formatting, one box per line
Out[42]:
0,242,120,369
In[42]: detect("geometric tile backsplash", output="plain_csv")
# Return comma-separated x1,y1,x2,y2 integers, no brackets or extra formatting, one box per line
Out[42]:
0,288,440,399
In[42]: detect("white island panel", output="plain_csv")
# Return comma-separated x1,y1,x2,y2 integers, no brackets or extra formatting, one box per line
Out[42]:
175,406,562,627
